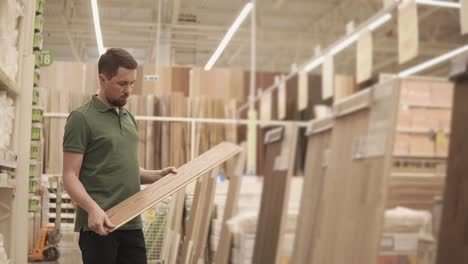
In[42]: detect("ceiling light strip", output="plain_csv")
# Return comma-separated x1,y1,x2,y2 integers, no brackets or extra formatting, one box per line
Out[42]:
398,45,468,77
91,0,105,55
303,13,393,72
204,3,253,71
415,0,461,9
237,1,400,113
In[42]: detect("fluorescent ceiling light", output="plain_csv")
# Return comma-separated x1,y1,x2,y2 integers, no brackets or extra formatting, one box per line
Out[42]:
204,3,253,71
398,45,468,77
330,33,359,56
304,56,325,72
415,0,461,9
368,14,392,31
304,13,391,72
91,0,106,55
330,13,392,56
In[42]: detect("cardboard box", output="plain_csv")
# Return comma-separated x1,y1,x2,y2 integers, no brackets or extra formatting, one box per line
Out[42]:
400,80,432,106
409,134,434,156
410,108,432,129
431,82,454,107
379,233,436,264
394,133,410,156
397,107,412,128
429,109,452,131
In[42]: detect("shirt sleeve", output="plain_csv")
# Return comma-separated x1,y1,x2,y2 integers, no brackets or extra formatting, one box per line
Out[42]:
63,111,90,153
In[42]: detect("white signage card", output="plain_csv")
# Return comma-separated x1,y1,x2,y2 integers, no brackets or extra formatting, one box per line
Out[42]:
461,0,468,34
322,55,334,100
298,71,309,111
278,79,286,119
357,29,373,83
398,0,419,64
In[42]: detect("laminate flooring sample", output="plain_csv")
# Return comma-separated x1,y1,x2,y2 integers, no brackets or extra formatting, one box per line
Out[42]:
106,142,242,229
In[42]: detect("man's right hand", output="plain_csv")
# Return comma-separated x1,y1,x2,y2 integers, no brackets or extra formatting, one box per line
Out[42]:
88,207,115,236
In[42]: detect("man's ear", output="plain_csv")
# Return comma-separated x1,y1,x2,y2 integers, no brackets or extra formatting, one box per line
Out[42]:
98,74,106,85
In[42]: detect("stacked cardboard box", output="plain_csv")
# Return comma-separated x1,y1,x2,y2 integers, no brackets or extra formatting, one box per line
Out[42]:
223,177,302,264
394,79,453,157
379,207,436,264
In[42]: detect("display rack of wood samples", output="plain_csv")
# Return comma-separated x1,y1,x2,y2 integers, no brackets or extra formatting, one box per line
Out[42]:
252,124,298,264
292,79,401,264
291,116,334,264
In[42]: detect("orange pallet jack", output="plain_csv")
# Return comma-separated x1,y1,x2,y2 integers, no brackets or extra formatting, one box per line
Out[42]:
29,176,63,262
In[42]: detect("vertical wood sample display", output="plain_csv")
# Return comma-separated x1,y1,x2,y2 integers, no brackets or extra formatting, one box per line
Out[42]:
190,169,219,263
106,142,242,229
253,124,298,264
214,143,247,264
160,93,190,263
309,80,399,264
436,62,468,264
291,117,333,264
179,168,218,264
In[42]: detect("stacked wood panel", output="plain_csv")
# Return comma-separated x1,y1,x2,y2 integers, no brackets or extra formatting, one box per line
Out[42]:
292,79,400,264
252,124,298,264
292,117,333,263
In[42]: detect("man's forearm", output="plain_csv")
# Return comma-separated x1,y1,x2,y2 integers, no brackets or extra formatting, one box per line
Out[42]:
139,167,160,184
63,173,101,214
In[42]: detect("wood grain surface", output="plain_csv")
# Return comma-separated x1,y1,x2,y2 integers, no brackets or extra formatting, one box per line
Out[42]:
106,142,242,229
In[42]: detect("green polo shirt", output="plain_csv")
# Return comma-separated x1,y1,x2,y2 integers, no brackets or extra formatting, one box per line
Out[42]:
63,95,142,232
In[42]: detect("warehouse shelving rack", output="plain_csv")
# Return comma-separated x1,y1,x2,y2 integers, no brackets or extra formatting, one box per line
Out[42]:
0,0,37,263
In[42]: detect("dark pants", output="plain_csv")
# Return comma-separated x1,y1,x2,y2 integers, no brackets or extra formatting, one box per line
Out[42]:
79,229,147,264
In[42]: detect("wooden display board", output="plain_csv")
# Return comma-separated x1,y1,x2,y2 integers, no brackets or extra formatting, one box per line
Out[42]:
297,79,400,264
106,142,241,229
291,116,333,263
252,124,298,264
214,143,246,264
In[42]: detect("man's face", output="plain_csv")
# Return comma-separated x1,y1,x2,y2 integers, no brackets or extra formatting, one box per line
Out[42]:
99,67,136,107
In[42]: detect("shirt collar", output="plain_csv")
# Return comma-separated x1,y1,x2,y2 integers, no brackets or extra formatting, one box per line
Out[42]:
91,95,128,114
91,95,112,112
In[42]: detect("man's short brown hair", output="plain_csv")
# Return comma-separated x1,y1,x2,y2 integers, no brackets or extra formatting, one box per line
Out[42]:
98,48,138,79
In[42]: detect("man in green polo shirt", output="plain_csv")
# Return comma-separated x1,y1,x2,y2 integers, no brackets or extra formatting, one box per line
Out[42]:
62,48,176,264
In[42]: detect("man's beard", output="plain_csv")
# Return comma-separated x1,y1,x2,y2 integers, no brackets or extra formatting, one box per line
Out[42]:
107,95,128,107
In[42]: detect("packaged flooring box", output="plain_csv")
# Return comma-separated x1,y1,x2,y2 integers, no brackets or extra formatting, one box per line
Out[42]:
379,234,436,264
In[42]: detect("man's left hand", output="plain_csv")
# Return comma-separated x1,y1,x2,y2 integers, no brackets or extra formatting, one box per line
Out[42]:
160,166,177,178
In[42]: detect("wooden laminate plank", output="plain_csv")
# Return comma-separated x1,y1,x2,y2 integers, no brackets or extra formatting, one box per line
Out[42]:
179,172,211,264
160,93,190,263
436,70,468,264
106,142,242,229
253,124,298,264
310,80,400,264
191,168,219,263
214,143,246,264
291,123,333,264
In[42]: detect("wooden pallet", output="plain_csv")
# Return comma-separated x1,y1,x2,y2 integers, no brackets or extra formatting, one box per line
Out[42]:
106,142,241,229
